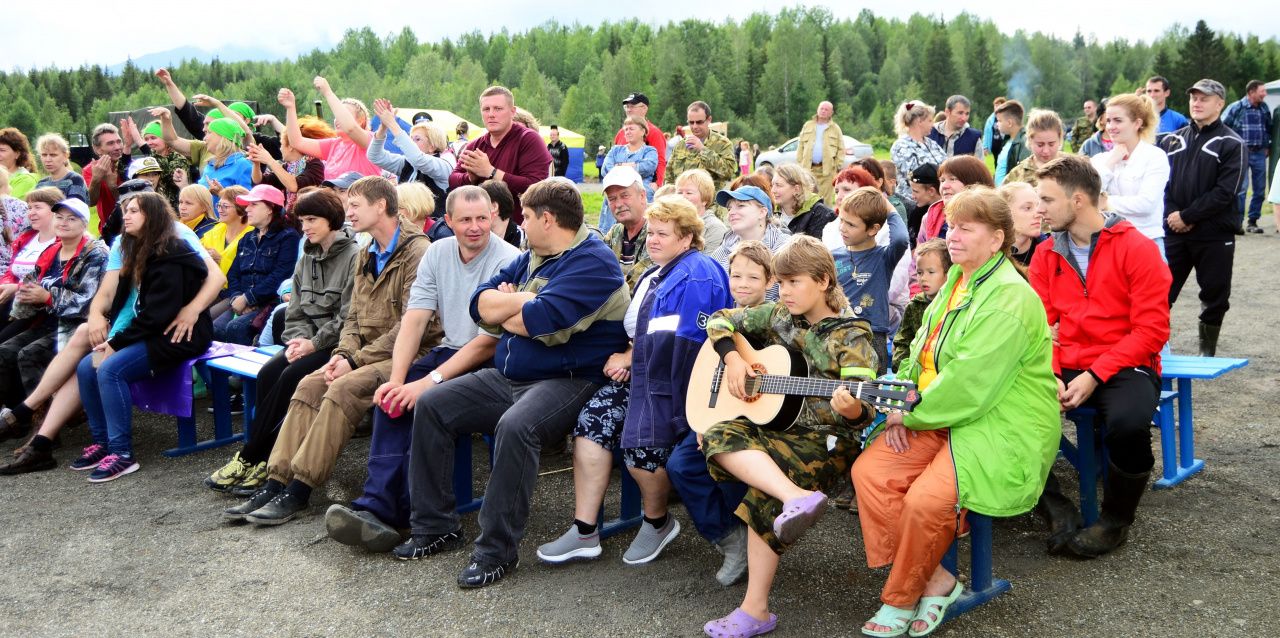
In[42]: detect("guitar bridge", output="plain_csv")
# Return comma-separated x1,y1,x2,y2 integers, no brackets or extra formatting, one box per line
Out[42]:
708,362,723,408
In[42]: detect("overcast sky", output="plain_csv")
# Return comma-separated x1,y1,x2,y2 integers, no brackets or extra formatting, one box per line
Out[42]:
4,2,1275,72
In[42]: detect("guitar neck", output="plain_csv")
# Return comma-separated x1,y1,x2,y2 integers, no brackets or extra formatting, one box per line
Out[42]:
752,374,873,399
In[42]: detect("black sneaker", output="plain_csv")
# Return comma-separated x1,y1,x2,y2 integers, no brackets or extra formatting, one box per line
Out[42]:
1247,223,1264,234
457,556,518,589
325,504,402,553
244,492,308,526
223,483,283,521
392,531,464,560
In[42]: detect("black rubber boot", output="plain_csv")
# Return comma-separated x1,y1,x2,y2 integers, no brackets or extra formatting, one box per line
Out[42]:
1198,322,1221,357
1035,470,1082,555
1066,462,1150,558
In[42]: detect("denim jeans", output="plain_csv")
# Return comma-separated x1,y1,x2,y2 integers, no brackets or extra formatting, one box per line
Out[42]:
213,311,260,346
407,368,598,564
77,342,153,457
1238,149,1269,223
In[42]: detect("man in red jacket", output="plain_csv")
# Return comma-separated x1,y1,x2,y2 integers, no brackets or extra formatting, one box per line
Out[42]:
1029,155,1172,559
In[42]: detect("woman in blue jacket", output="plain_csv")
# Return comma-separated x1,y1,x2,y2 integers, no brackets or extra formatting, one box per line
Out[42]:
212,184,300,344
536,196,737,580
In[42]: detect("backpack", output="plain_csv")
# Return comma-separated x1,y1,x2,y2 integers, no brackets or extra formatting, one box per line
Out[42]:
396,160,449,209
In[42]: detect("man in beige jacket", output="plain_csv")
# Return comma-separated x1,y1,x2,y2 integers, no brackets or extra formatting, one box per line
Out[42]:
796,101,843,204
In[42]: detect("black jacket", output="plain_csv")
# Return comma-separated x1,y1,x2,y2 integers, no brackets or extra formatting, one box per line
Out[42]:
107,238,213,371
1159,118,1246,242
786,199,835,239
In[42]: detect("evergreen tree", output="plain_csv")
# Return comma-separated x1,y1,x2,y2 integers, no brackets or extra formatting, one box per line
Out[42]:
921,22,957,108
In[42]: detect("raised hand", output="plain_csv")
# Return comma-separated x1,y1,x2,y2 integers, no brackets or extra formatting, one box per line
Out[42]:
149,107,172,121
277,88,296,109
155,68,173,84
245,142,273,165
372,98,396,122
312,76,332,95
172,168,188,188
191,93,215,107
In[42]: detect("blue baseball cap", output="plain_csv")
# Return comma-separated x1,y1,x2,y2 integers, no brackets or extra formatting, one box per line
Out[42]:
715,185,772,210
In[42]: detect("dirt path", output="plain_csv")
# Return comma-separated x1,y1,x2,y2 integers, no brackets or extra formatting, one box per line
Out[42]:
1,218,1276,637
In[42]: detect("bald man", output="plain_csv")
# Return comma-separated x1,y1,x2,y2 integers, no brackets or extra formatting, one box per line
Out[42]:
796,101,843,204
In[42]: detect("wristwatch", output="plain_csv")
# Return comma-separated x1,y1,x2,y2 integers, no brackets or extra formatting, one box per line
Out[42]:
488,167,498,179
430,370,445,384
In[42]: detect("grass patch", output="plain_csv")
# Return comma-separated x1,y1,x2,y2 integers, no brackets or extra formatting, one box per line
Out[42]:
582,191,604,227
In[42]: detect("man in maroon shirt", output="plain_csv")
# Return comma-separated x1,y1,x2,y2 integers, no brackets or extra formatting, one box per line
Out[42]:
83,123,129,235
613,93,668,187
449,86,553,224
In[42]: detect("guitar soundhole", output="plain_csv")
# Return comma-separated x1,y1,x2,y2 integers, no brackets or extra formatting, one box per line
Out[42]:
742,363,767,403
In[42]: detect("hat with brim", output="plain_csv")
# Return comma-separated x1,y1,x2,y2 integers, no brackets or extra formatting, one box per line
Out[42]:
236,184,285,208
207,118,245,145
127,156,162,179
52,198,91,224
322,171,365,190
1186,78,1226,100
910,163,939,186
602,166,644,191
116,179,154,202
715,185,772,210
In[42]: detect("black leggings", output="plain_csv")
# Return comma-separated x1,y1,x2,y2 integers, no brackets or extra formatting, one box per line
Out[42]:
240,347,333,464
1062,367,1160,475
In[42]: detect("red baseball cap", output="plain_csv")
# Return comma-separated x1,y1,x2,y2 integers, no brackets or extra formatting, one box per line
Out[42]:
236,184,285,208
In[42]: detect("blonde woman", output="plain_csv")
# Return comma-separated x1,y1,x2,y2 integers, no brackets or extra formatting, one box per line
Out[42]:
1090,94,1170,253
369,99,454,196
177,184,217,237
770,164,833,239
1004,109,1066,186
33,134,88,202
396,181,436,228
674,169,729,254
201,185,254,277
889,101,947,209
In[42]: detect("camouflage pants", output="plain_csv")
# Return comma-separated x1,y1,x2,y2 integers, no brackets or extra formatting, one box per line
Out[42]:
702,419,859,554
0,323,55,408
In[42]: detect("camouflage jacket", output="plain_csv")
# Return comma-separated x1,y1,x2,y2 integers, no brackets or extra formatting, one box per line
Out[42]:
1004,155,1044,186
706,302,878,435
665,130,738,188
151,150,191,210
892,292,932,372
606,222,652,292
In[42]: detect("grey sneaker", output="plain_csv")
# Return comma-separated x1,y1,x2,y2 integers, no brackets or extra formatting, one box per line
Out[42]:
325,504,402,553
622,517,681,565
714,524,748,586
536,524,602,564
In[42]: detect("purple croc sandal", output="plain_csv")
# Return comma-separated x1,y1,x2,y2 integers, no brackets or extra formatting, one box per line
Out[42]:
772,491,828,545
704,608,778,638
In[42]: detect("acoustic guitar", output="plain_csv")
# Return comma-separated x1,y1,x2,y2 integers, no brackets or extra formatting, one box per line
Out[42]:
686,335,920,434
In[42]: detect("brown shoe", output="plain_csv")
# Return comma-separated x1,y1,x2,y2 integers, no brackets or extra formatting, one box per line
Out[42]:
0,444,56,475
0,410,30,442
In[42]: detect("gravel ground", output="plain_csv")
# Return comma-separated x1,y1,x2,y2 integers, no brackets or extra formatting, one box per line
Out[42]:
2,218,1277,638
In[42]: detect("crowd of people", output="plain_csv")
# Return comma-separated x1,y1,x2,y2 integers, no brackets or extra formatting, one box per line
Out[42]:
0,64,1272,637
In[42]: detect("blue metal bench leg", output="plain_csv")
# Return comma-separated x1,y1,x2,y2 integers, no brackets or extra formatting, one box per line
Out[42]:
455,435,482,514
599,455,643,540
163,365,241,457
1074,412,1100,526
1155,384,1203,489
941,514,1012,622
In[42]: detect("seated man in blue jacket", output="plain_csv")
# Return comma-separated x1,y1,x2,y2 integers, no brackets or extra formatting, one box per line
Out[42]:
397,178,631,589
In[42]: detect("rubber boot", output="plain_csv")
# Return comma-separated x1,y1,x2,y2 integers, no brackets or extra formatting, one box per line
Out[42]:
1035,470,1082,555
1198,322,1221,357
1066,462,1150,558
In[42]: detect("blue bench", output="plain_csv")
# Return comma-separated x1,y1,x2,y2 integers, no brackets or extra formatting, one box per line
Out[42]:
1157,355,1248,488
941,514,1010,623
452,435,642,537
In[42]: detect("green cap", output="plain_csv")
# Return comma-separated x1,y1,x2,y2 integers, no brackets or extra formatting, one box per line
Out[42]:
207,118,245,145
141,121,163,138
206,109,225,120
228,102,256,121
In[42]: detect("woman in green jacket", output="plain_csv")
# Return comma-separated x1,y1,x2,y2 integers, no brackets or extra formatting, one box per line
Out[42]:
851,188,1059,638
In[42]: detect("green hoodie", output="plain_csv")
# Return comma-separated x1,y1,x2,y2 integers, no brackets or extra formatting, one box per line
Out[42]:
281,227,360,351
894,253,1060,517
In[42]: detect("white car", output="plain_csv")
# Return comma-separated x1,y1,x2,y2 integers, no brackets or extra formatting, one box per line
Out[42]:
755,135,874,171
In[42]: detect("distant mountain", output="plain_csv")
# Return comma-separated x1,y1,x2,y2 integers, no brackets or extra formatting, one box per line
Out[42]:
106,44,309,73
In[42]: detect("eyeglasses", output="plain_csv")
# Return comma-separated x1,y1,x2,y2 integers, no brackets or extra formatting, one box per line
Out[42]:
687,119,707,126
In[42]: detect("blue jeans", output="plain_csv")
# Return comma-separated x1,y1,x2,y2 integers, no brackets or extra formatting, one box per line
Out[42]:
214,311,259,345
1238,149,1269,223
352,346,458,528
77,343,153,457
666,430,748,543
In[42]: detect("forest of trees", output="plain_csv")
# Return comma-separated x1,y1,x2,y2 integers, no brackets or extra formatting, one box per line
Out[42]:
1,9,1277,153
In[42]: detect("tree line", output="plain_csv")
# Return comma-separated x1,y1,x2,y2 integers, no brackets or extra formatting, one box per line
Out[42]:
1,10,1276,154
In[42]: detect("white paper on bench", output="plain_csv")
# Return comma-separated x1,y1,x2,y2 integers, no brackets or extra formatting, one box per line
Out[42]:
235,351,274,365
208,355,265,377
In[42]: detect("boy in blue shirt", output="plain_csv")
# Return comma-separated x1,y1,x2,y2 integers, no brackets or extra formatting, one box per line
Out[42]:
831,186,909,375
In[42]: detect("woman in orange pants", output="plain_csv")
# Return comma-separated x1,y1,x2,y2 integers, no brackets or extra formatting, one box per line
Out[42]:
852,188,1060,637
